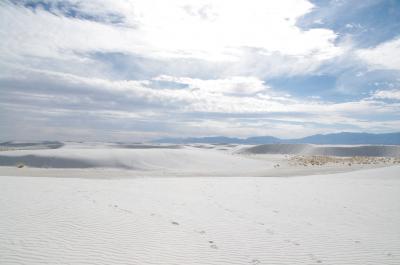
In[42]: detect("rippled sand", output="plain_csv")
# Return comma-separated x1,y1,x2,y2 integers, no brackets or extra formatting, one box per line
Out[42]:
1,166,399,265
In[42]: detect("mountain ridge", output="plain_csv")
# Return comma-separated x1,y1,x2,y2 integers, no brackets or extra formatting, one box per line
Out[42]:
154,132,400,145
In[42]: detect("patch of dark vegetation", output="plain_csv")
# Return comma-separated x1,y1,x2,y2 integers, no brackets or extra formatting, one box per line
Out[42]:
0,141,64,150
0,155,94,168
16,163,25,168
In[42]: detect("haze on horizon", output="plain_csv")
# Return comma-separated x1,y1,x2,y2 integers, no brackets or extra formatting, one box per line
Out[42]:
1,0,400,142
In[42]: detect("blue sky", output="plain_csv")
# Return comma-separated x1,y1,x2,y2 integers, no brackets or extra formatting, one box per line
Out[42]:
1,0,400,141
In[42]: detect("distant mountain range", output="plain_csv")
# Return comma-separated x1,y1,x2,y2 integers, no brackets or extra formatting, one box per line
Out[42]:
154,132,400,145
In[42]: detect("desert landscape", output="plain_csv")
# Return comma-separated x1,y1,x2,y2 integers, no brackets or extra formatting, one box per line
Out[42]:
0,142,399,265
2,0,400,264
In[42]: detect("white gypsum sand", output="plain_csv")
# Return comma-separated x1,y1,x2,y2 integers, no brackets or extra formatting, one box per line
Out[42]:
0,166,399,265
0,142,399,265
0,142,399,178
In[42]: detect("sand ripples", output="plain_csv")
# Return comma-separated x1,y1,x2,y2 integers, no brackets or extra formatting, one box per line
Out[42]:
1,167,400,264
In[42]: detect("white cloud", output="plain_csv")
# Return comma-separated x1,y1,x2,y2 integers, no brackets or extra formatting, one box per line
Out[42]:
1,1,399,140
371,89,400,100
2,67,400,140
128,0,341,60
5,68,400,117
357,37,400,70
0,0,341,62
154,75,268,95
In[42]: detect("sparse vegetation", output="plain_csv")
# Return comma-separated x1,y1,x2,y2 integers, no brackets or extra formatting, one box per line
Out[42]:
16,163,25,168
288,155,400,167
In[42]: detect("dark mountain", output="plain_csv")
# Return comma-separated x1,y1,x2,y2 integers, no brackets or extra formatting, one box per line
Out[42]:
243,136,282,144
154,132,400,145
295,132,400,145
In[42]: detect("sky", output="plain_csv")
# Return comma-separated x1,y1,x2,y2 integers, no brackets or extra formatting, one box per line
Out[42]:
1,0,400,141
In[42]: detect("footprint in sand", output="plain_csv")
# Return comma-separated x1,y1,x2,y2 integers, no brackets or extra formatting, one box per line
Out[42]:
285,239,300,246
108,204,132,214
308,254,323,263
119,208,133,214
207,240,218,249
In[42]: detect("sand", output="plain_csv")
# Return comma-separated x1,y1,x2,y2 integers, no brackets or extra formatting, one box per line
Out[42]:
0,142,398,178
0,142,399,264
240,143,400,157
0,166,399,264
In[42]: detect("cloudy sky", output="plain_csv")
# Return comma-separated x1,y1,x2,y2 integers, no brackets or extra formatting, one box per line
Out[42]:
1,0,400,141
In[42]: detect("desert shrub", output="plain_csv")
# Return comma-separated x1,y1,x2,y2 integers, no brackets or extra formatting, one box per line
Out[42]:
16,163,25,168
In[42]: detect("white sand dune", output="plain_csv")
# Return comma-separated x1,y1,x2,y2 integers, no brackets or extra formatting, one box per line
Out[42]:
0,143,273,176
0,143,399,264
0,142,398,178
0,165,399,265
240,143,400,157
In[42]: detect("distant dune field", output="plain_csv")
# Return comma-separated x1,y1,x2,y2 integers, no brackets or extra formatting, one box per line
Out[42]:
0,142,399,178
240,143,400,157
0,142,399,265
